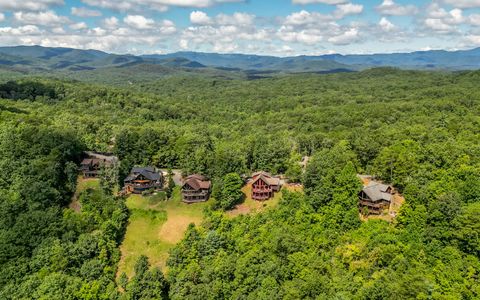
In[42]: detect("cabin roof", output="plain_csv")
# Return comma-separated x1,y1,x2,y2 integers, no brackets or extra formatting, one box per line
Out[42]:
125,166,161,182
186,174,207,181
183,174,211,190
81,158,102,166
252,171,280,186
132,166,155,174
81,158,93,165
84,151,118,163
361,181,393,202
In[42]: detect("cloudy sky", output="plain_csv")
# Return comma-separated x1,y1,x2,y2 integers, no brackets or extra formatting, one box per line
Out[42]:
1,0,480,56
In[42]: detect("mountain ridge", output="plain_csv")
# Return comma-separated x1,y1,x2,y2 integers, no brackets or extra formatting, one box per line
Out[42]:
1,45,480,77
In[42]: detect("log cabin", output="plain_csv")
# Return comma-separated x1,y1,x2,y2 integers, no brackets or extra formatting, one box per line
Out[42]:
251,171,281,201
182,174,211,203
358,181,393,215
80,152,118,178
124,166,163,194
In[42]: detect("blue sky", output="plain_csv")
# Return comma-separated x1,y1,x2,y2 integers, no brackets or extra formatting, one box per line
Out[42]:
0,0,480,55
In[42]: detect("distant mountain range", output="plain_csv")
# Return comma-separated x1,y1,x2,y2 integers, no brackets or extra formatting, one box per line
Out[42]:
1,45,480,80
147,47,480,71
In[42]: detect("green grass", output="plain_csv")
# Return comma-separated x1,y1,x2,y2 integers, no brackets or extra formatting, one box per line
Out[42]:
117,208,169,278
69,177,101,212
117,187,207,278
227,184,303,217
77,177,100,192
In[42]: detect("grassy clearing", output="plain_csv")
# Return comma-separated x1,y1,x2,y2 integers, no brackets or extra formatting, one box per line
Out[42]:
117,208,169,278
117,187,206,278
226,183,303,217
69,176,100,212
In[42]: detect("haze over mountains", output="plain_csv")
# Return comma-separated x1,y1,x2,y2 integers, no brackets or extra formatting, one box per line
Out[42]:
1,45,480,79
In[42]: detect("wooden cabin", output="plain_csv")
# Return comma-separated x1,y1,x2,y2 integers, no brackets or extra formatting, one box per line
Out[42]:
124,166,163,194
251,171,281,201
80,152,118,178
182,174,211,203
358,181,393,215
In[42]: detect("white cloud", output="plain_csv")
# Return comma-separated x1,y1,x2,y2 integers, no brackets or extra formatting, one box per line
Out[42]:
51,26,65,34
71,7,102,17
424,18,456,33
70,22,88,30
103,17,119,29
327,27,359,44
282,7,369,47
190,11,212,25
334,3,363,18
159,20,176,34
443,0,480,8
190,10,255,28
465,34,480,45
0,0,63,11
426,3,448,19
424,3,480,27
181,11,270,53
292,0,347,4
0,25,41,35
279,10,364,47
81,0,134,11
123,15,155,29
0,13,4,22
284,10,332,26
213,41,237,52
449,9,465,24
278,26,325,44
179,39,189,49
81,0,243,12
423,6,466,34
376,0,418,16
14,10,70,26
469,14,480,26
149,0,243,8
379,17,395,32
216,12,254,25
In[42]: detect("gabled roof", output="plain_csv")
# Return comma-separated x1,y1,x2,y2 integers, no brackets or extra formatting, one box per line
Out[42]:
183,174,211,190
132,166,155,174
252,171,280,186
186,174,207,181
361,181,393,202
81,158,102,167
84,151,118,163
252,171,273,178
125,167,161,182
81,158,93,166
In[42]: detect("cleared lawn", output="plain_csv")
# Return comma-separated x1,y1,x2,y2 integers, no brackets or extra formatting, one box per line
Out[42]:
226,183,303,217
69,176,100,212
117,187,207,278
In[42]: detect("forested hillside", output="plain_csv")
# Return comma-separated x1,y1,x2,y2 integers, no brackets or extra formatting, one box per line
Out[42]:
0,68,479,298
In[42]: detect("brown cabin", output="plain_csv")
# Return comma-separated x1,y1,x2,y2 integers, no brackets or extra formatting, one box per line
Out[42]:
182,174,211,203
124,166,163,194
80,152,118,178
358,181,393,215
251,171,281,201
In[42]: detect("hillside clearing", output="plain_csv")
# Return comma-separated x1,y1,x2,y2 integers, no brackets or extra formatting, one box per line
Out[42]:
226,183,303,217
117,187,206,278
69,176,100,212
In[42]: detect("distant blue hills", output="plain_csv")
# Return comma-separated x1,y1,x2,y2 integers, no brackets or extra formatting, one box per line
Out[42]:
147,48,480,70
1,45,480,76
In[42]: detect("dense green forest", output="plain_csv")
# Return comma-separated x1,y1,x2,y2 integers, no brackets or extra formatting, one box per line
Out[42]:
0,68,480,299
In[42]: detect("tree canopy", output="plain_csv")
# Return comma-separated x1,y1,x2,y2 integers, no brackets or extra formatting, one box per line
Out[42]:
0,69,480,298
